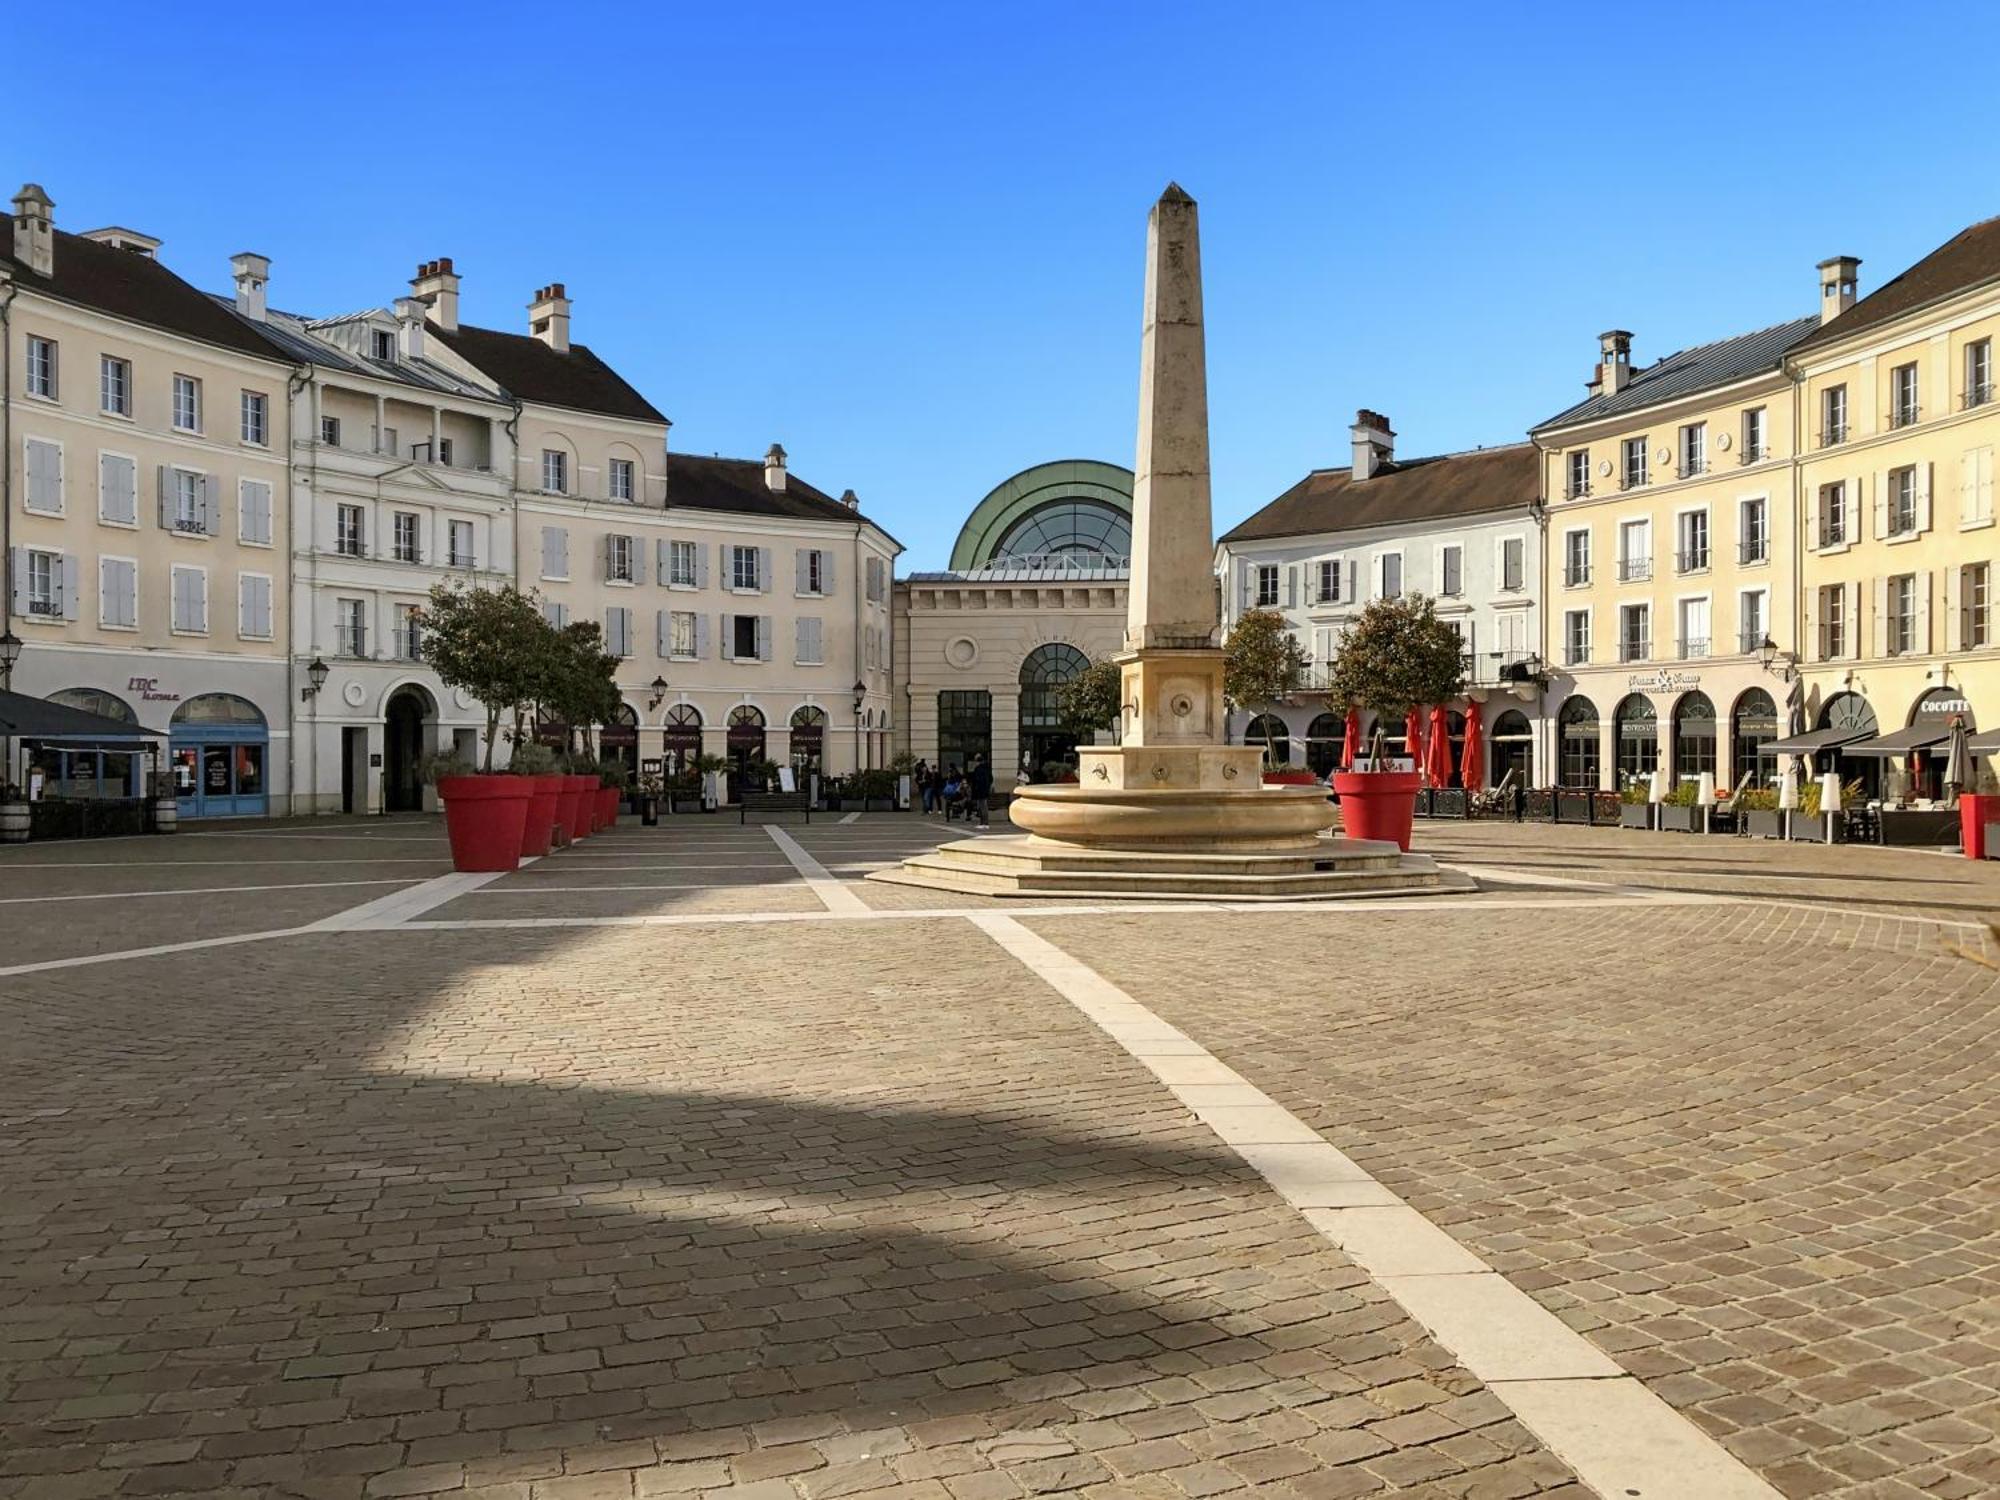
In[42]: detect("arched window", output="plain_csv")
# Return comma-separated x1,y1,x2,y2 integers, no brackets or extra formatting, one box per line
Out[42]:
1818,690,1881,800
1304,712,1345,777
727,705,765,729
49,687,137,722
1243,712,1291,764
170,693,265,725
992,500,1132,566
1730,689,1777,788
1613,694,1658,784
662,704,702,773
789,706,827,774
1491,709,1534,788
1018,644,1090,777
1558,695,1600,788
1671,691,1716,781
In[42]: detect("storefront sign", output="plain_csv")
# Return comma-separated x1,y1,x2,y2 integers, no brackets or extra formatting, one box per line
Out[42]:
127,676,180,703
1627,670,1700,693
641,758,664,775
1912,691,1973,724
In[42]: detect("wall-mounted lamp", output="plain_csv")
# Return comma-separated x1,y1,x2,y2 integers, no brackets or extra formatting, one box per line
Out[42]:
647,675,669,712
0,630,22,692
300,656,330,701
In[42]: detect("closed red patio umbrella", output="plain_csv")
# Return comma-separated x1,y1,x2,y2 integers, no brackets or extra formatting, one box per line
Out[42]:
1460,709,1485,792
1341,706,1362,769
1425,704,1452,788
1403,707,1424,771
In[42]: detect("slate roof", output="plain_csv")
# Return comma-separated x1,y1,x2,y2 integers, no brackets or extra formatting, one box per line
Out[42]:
667,452,885,532
429,321,665,424
1532,316,1819,433
1220,443,1540,545
1,222,289,364
232,301,505,402
1791,215,2000,354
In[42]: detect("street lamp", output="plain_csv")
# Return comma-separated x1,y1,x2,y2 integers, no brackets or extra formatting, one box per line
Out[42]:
301,656,330,701
1757,635,1779,671
0,630,21,692
647,675,669,712
852,679,867,773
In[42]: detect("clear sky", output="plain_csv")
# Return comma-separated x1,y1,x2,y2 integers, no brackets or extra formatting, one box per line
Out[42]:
9,2,2000,567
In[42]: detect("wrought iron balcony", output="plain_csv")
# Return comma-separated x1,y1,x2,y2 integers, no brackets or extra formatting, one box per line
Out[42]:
1889,404,1921,429
1564,643,1591,666
1676,637,1710,661
1618,636,1650,663
1675,549,1710,574
1738,539,1769,564
1564,564,1592,587
1618,556,1653,582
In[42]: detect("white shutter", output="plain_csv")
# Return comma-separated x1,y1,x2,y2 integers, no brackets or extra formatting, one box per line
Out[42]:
1371,555,1384,599
720,613,735,660
60,554,80,620
1915,462,1932,534
1872,577,1889,658
1981,449,1996,525
756,615,771,660
632,539,647,586
1236,559,1250,611
758,547,773,593
196,570,208,633
540,526,559,578
694,613,710,659
811,617,823,662
202,475,221,536
656,538,672,582
657,610,669,657
1844,581,1861,659
1346,560,1358,603
25,439,58,513
1284,565,1297,609
1873,471,1889,539
697,545,711,589
795,549,808,594
1916,570,1932,654
1963,451,1980,526
795,616,811,663
823,550,836,595
1946,567,1962,654
1805,486,1819,552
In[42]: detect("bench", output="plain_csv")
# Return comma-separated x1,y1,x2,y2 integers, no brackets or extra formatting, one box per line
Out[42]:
739,790,811,825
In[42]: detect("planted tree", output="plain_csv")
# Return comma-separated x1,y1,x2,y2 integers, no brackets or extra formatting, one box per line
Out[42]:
1058,659,1125,744
542,621,623,757
417,584,549,772
1322,595,1466,768
1223,609,1308,764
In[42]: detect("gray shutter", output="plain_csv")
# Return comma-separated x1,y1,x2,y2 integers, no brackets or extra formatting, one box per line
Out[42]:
156,466,170,528
202,474,221,536
695,613,710,660
656,609,667,657
8,548,23,616
601,534,613,582
656,538,671,583
795,616,809,662
1915,462,1933,534
822,549,836,596
795,548,808,594
719,543,731,588
61,554,80,620
758,547,773,593
720,613,735,660
756,615,771,660
556,528,569,577
1285,565,1297,608
697,545,711,590
632,538,647,586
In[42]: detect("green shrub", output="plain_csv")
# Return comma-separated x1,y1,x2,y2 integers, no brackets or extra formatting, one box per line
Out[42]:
506,741,560,776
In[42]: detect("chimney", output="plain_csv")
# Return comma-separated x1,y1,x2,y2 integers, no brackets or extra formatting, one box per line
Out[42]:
1597,330,1633,396
1817,256,1861,325
230,252,270,321
764,443,788,492
528,282,570,353
838,488,859,511
1348,409,1395,480
393,297,427,361
10,183,53,277
411,257,459,333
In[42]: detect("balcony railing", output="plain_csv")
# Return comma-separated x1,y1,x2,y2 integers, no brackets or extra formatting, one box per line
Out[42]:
1889,404,1921,429
1564,643,1591,666
336,627,368,658
1678,460,1707,479
1819,626,1845,659
1888,506,1918,538
393,630,424,662
1966,385,1994,411
1676,637,1710,660
1619,636,1650,663
1618,556,1652,582
1565,481,1591,499
1818,517,1848,549
1738,629,1768,655
1675,549,1710,574
391,543,423,564
1565,564,1592,587
1738,446,1767,465
447,551,477,569
335,536,365,558
1820,426,1848,447
1738,539,1769,565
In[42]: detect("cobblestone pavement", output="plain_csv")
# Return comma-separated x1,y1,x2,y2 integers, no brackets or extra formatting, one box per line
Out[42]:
0,810,1994,1498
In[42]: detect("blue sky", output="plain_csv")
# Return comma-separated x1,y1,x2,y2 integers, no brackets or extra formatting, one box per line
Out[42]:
10,3,2000,566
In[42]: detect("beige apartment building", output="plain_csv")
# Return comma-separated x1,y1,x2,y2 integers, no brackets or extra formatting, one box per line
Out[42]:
4,185,296,816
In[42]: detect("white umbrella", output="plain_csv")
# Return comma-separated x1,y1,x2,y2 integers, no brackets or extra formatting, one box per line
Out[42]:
1779,760,1800,810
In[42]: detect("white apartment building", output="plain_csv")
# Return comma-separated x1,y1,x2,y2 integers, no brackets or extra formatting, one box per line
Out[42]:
1215,412,1544,783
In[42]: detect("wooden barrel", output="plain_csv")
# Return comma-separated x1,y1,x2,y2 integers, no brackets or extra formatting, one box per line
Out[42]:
151,796,179,835
0,802,29,843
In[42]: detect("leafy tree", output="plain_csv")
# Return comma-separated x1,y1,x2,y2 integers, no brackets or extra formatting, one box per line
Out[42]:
541,621,623,755
1223,608,1307,711
1322,595,1467,765
1058,659,1125,743
417,584,548,771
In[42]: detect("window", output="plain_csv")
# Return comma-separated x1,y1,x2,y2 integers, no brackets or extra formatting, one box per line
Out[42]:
731,613,761,659
1675,510,1710,573
1887,466,1918,536
24,438,62,514
1819,481,1848,548
731,545,762,591
240,391,268,446
668,609,697,659
607,534,635,582
1566,450,1590,498
435,438,454,467
541,600,569,628
937,690,993,772
1618,518,1651,581
99,453,138,526
373,425,398,457
1738,589,1767,654
392,512,421,563
24,548,64,618
1614,694,1659,784
1564,529,1590,587
1821,384,1848,445
1672,692,1717,781
866,556,888,602
172,374,201,432
99,557,137,629
335,504,365,557
668,539,699,587
238,574,273,640
1439,546,1463,597
1619,603,1650,662
1968,339,1993,410
1890,362,1919,427
1676,597,1710,660
540,526,568,579
1500,537,1525,592
371,329,396,362
336,597,367,657
25,335,56,399
238,479,272,545
320,415,341,447
171,566,208,634
1886,574,1916,655
608,458,635,502
1741,407,1767,463
394,603,423,661
1738,496,1768,564
447,519,475,568
1962,563,1991,650
1254,564,1280,607
1818,584,1846,659
100,356,131,416
1559,696,1600,788
802,549,827,596
1379,553,1403,598
1563,609,1591,666
1962,446,1995,527
796,615,824,665
1679,422,1706,477
1621,436,1649,488
605,606,633,658
541,449,568,494
170,469,205,533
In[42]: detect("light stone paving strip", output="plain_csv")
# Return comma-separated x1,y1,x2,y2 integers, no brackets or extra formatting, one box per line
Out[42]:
765,823,872,913
967,909,1786,1500
0,877,422,905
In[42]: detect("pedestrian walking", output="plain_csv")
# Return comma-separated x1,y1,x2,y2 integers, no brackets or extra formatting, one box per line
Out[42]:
968,754,993,830
915,758,933,814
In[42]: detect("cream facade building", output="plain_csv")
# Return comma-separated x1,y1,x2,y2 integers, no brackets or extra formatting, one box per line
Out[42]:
4,186,297,816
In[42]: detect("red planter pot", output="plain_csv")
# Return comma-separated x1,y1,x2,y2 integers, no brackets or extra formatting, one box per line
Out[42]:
1263,770,1319,786
1332,770,1421,851
436,775,529,873
557,775,594,844
596,786,620,828
519,773,565,857
1961,793,1999,859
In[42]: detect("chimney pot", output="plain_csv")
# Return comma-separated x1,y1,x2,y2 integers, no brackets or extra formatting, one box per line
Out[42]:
839,488,859,510
764,443,789,493
528,282,572,352
1816,255,1861,325
393,297,427,361
1348,409,1395,481
1596,329,1633,396
229,251,271,322
11,182,54,277
411,256,462,333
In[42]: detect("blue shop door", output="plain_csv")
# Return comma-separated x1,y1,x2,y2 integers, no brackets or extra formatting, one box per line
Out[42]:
172,737,270,818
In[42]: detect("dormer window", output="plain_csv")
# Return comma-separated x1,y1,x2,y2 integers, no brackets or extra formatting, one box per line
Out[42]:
371,329,395,362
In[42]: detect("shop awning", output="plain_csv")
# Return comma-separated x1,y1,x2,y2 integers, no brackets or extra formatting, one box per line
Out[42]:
1842,725,1953,757
0,690,163,743
1761,726,1876,756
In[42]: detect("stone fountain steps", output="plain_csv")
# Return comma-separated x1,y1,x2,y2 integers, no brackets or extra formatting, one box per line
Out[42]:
868,835,1472,902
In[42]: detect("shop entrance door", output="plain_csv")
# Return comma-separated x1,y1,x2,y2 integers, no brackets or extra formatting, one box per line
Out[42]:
383,690,429,813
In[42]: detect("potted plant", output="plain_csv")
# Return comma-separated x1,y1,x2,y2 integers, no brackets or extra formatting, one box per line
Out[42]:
670,765,708,815
1222,608,1314,784
1657,780,1700,832
638,769,664,826
1321,596,1465,850
696,754,729,810
596,761,629,829
1786,775,1856,843
1738,786,1784,840
1617,779,1653,829
506,740,565,857
417,583,550,871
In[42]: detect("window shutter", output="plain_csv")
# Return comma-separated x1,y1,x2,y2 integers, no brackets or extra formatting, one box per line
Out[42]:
1235,559,1249,610
656,539,671,582
60,554,80,620
795,549,808,594
758,547,773,593
1946,567,1962,654
1872,577,1888,657
155,466,170,528
656,610,668,657
720,613,735,661
812,617,823,662
1872,471,1888,539
694,613,710,659
197,570,209,632
1915,462,1932,533
1284,565,1297,609
696,545,710,589
1916,570,1932,654
1963,451,1980,526
203,474,221,536
25,439,57,512
256,577,272,638
796,616,810,662
1370,555,1384,599
1843,582,1860,659
1805,487,1819,551
756,615,771,660
822,550,836,595
1981,449,1996,524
